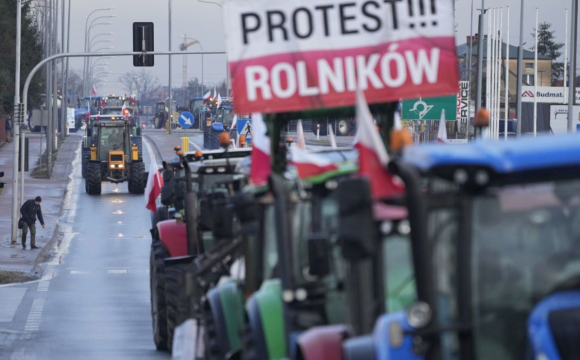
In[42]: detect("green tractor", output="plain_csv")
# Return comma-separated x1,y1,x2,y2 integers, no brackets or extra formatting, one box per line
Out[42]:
84,119,146,195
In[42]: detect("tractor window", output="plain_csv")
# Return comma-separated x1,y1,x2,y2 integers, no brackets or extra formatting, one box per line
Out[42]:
105,98,124,107
471,180,580,360
428,207,460,360
102,107,123,115
262,205,278,280
156,104,165,113
191,100,205,113
383,232,416,312
99,127,126,158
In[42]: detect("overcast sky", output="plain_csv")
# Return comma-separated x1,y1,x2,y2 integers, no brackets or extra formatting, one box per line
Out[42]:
63,0,578,96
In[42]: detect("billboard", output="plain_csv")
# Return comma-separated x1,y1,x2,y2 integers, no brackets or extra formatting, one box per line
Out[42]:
522,86,580,104
224,0,459,114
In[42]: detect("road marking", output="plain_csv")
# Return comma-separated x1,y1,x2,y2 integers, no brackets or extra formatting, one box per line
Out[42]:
70,270,91,275
189,140,202,151
107,269,128,274
37,281,49,292
24,298,45,332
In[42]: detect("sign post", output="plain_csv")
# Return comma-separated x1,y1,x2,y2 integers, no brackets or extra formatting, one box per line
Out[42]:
178,111,195,129
224,0,459,114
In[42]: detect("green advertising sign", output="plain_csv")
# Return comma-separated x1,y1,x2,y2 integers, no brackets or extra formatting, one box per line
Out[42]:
402,95,457,121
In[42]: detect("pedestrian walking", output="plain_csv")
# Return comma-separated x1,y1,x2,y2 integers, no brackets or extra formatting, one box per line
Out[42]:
18,196,45,249
5,114,12,142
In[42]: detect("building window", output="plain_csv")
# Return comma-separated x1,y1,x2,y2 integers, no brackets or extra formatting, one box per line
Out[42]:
522,75,535,86
525,63,534,70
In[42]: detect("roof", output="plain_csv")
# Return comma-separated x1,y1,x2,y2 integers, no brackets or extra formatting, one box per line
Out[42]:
402,133,580,175
188,156,248,173
457,40,552,60
184,148,252,162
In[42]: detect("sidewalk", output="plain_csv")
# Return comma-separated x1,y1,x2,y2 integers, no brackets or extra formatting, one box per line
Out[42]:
0,133,81,277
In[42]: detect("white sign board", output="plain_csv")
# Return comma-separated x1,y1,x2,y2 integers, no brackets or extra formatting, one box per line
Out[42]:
67,108,75,129
522,86,580,104
550,105,580,134
457,81,469,127
224,0,459,114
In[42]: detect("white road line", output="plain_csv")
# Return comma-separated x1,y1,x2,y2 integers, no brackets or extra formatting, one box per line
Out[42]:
37,281,50,292
70,270,91,275
107,269,128,274
24,298,45,332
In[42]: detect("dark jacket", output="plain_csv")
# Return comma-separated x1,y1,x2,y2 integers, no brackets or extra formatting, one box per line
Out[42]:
20,200,44,226
5,116,11,131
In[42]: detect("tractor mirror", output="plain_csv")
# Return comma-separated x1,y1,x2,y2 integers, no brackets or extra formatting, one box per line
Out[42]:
336,178,376,261
307,233,330,278
136,127,142,136
87,128,92,138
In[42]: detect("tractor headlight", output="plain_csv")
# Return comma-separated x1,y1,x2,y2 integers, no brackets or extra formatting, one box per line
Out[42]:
407,302,432,329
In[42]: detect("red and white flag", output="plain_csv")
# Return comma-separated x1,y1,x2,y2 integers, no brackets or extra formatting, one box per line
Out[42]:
202,90,211,100
217,93,223,108
291,146,337,179
213,88,217,99
296,120,306,150
355,91,404,199
328,123,337,149
437,110,448,143
145,156,164,213
250,113,271,185
92,84,98,96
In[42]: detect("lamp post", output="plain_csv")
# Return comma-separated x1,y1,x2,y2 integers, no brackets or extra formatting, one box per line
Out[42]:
168,0,172,134
84,17,115,93
197,0,228,95
87,47,113,91
83,9,114,92
11,0,22,242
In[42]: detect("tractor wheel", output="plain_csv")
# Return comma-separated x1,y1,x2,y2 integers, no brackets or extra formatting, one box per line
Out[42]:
150,241,170,351
85,162,101,195
203,300,226,360
336,119,350,136
81,155,87,179
129,162,146,194
165,262,190,353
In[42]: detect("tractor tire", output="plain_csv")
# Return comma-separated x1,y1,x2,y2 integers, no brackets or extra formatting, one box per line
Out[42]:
81,155,87,179
165,262,190,353
203,301,226,360
336,119,350,136
150,241,170,351
129,162,146,194
85,162,102,195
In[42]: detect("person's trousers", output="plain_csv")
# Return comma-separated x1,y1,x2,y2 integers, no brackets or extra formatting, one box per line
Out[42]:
21,222,36,247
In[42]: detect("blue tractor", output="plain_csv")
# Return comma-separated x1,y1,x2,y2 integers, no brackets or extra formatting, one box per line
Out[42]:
304,134,580,360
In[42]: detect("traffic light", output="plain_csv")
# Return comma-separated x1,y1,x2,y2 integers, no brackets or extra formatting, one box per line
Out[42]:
0,171,4,188
133,22,154,67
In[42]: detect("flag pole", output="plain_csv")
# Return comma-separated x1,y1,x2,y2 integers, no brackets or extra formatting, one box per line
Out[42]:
534,7,538,137
564,8,569,104
485,6,492,139
505,7,510,140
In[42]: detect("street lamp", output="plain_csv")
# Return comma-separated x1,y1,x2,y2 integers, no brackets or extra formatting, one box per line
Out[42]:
90,39,113,50
180,36,204,99
83,22,114,93
83,8,114,92
197,0,228,95
89,32,114,48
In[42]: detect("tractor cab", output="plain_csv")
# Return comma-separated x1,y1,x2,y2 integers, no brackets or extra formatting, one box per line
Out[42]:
154,101,166,129
334,134,580,360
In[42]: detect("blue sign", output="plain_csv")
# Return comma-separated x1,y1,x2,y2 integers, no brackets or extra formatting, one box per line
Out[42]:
236,119,252,142
178,111,195,129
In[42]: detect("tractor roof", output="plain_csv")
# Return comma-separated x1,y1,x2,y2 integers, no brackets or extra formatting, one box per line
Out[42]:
188,156,249,174
402,133,580,178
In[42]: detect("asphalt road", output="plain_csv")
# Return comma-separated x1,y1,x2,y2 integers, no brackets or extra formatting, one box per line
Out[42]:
0,133,170,360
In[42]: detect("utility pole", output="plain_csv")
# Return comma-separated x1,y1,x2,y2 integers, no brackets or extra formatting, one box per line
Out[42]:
11,0,22,242
475,0,485,115
516,0,525,136
568,0,578,132
51,0,58,153
168,0,173,134
60,0,65,138
46,0,53,177
64,0,71,123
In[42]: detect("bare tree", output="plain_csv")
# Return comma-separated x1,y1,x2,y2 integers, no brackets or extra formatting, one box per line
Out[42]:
119,69,160,103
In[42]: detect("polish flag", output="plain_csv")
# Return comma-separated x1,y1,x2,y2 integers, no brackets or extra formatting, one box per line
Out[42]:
437,110,448,143
213,88,217,99
145,156,164,213
217,93,223,108
355,91,404,199
202,90,211,101
250,113,271,185
296,120,306,150
92,84,98,96
290,146,337,179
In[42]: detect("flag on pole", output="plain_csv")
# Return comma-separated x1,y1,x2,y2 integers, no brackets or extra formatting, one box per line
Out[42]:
213,88,217,99
355,91,404,199
296,120,306,150
394,112,403,131
202,90,211,101
217,93,222,108
328,124,338,149
250,113,271,185
92,84,98,96
145,156,164,213
290,146,338,179
437,110,448,143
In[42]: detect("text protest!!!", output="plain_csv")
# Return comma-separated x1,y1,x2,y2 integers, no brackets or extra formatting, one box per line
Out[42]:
224,0,459,114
